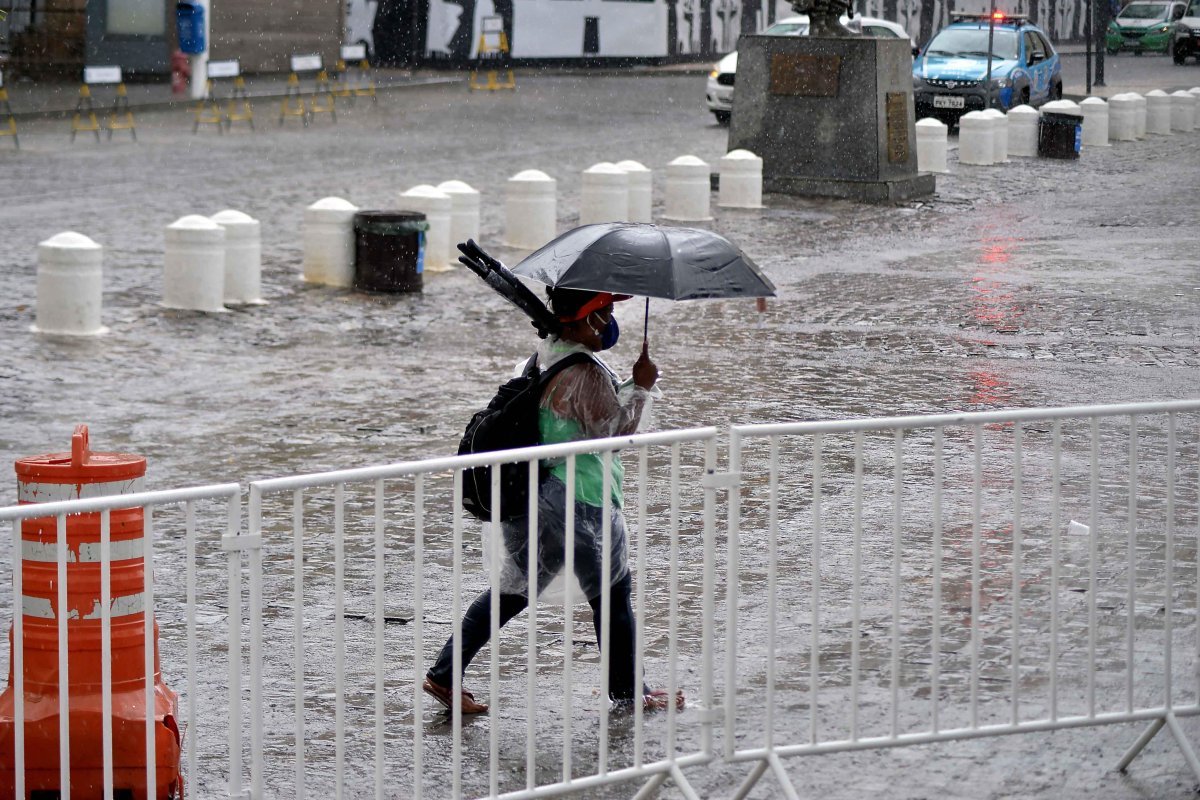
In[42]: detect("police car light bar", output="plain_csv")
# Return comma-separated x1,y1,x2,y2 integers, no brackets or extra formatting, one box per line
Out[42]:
949,11,1029,21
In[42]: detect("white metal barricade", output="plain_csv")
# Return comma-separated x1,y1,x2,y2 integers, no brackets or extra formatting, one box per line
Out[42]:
0,483,241,800
244,427,722,800
725,400,1200,799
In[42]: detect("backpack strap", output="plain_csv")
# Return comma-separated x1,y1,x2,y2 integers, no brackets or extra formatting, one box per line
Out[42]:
537,351,594,388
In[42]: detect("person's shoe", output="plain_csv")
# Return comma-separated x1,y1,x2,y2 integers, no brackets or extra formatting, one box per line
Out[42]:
422,676,489,714
642,688,685,712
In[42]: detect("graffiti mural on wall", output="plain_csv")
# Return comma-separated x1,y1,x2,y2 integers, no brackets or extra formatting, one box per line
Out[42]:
360,0,1097,65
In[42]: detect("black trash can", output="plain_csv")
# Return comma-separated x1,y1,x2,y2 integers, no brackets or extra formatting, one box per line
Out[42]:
353,211,427,293
1038,112,1082,160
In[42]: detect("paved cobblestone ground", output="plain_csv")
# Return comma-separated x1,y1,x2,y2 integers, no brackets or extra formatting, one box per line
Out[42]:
0,73,1198,799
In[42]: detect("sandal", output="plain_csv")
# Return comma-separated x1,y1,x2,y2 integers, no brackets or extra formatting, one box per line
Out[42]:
642,689,686,712
422,676,489,714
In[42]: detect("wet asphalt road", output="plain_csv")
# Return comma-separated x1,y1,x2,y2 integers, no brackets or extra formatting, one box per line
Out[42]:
0,72,1199,799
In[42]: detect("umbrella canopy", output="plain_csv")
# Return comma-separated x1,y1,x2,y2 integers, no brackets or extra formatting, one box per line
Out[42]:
510,223,776,300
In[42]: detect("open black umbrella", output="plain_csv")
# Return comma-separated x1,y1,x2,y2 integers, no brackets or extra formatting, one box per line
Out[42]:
510,223,775,340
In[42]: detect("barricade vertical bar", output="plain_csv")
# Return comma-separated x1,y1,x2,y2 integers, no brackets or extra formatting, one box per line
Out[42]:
635,446,649,766
186,499,198,795
334,483,346,800
766,437,780,750
932,427,943,734
489,465,501,797
373,479,385,800
1127,415,1138,714
56,513,69,800
227,500,243,800
144,506,157,800
667,443,682,754
412,475,425,800
563,456,576,784
891,430,902,738
248,496,264,800
810,433,822,745
12,519,23,800
725,433,742,759
100,509,114,800
293,489,306,800
1089,418,1099,717
1165,414,1175,709
701,437,718,757
1050,421,1062,722
526,460,540,789
1011,423,1023,725
851,433,863,742
599,451,614,775
451,470,464,800
971,425,982,729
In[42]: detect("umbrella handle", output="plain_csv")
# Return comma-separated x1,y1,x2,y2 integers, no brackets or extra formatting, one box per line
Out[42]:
643,297,649,348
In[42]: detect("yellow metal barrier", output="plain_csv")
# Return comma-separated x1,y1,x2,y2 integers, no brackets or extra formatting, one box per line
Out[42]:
71,85,101,142
0,87,17,149
469,30,515,91
308,70,337,122
106,83,137,140
192,79,225,134
353,59,377,101
226,76,254,129
332,59,355,103
279,73,308,125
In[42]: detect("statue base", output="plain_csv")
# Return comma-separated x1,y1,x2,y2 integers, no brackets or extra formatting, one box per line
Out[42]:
728,35,935,203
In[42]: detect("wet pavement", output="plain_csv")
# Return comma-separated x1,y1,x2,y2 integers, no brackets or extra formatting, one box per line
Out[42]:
0,72,1199,798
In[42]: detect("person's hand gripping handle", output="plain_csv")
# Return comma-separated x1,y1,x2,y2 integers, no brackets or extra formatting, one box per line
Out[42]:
632,336,658,390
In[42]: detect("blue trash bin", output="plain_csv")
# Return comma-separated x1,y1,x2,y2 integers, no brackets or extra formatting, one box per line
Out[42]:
176,2,205,54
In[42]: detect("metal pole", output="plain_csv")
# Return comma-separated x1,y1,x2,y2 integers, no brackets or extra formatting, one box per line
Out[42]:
1086,0,1094,95
985,3,997,109
1096,0,1108,86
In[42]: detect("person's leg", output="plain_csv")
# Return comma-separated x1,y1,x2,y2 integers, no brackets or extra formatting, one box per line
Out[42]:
588,573,638,701
427,589,528,687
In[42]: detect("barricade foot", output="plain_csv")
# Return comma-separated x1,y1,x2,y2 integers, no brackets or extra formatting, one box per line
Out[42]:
730,759,769,800
1116,716,1166,774
1117,713,1200,787
669,763,702,800
631,771,669,800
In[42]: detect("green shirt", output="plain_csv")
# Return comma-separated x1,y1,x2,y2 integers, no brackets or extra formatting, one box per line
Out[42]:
539,393,624,509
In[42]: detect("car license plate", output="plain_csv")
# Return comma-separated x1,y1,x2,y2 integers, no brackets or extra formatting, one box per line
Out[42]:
933,95,965,109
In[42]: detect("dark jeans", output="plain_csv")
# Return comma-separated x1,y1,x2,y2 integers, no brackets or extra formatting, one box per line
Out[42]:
428,573,641,701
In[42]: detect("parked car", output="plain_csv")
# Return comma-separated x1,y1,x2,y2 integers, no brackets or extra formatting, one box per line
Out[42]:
1107,0,1188,53
705,15,913,124
912,13,1062,126
1170,1,1200,62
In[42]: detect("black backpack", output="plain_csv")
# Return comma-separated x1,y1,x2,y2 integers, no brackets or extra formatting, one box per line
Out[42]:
458,351,593,522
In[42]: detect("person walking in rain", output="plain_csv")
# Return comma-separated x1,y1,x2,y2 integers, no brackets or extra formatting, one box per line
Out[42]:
423,287,685,714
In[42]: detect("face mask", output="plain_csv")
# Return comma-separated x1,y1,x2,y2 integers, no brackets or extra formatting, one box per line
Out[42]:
587,312,620,350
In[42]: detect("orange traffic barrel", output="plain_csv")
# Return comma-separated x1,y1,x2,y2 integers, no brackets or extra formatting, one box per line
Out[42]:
0,425,182,799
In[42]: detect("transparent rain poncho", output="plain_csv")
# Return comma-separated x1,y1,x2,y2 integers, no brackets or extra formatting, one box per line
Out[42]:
482,337,660,601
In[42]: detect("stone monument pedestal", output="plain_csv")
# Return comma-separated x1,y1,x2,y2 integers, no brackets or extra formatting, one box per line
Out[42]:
729,35,935,203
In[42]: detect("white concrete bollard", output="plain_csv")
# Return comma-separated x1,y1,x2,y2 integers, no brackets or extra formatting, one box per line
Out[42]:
915,118,949,173
211,209,263,305
401,185,454,272
1170,90,1196,132
980,108,1008,162
664,155,712,221
504,169,557,250
436,180,482,248
1006,105,1040,157
580,162,630,224
615,160,653,223
164,215,226,312
1131,93,1147,138
719,149,764,208
35,232,106,335
1145,90,1172,135
957,111,995,166
1080,97,1110,147
1107,94,1137,142
303,197,359,288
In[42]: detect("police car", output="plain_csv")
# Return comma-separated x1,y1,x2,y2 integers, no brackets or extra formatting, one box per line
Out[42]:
912,12,1062,125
